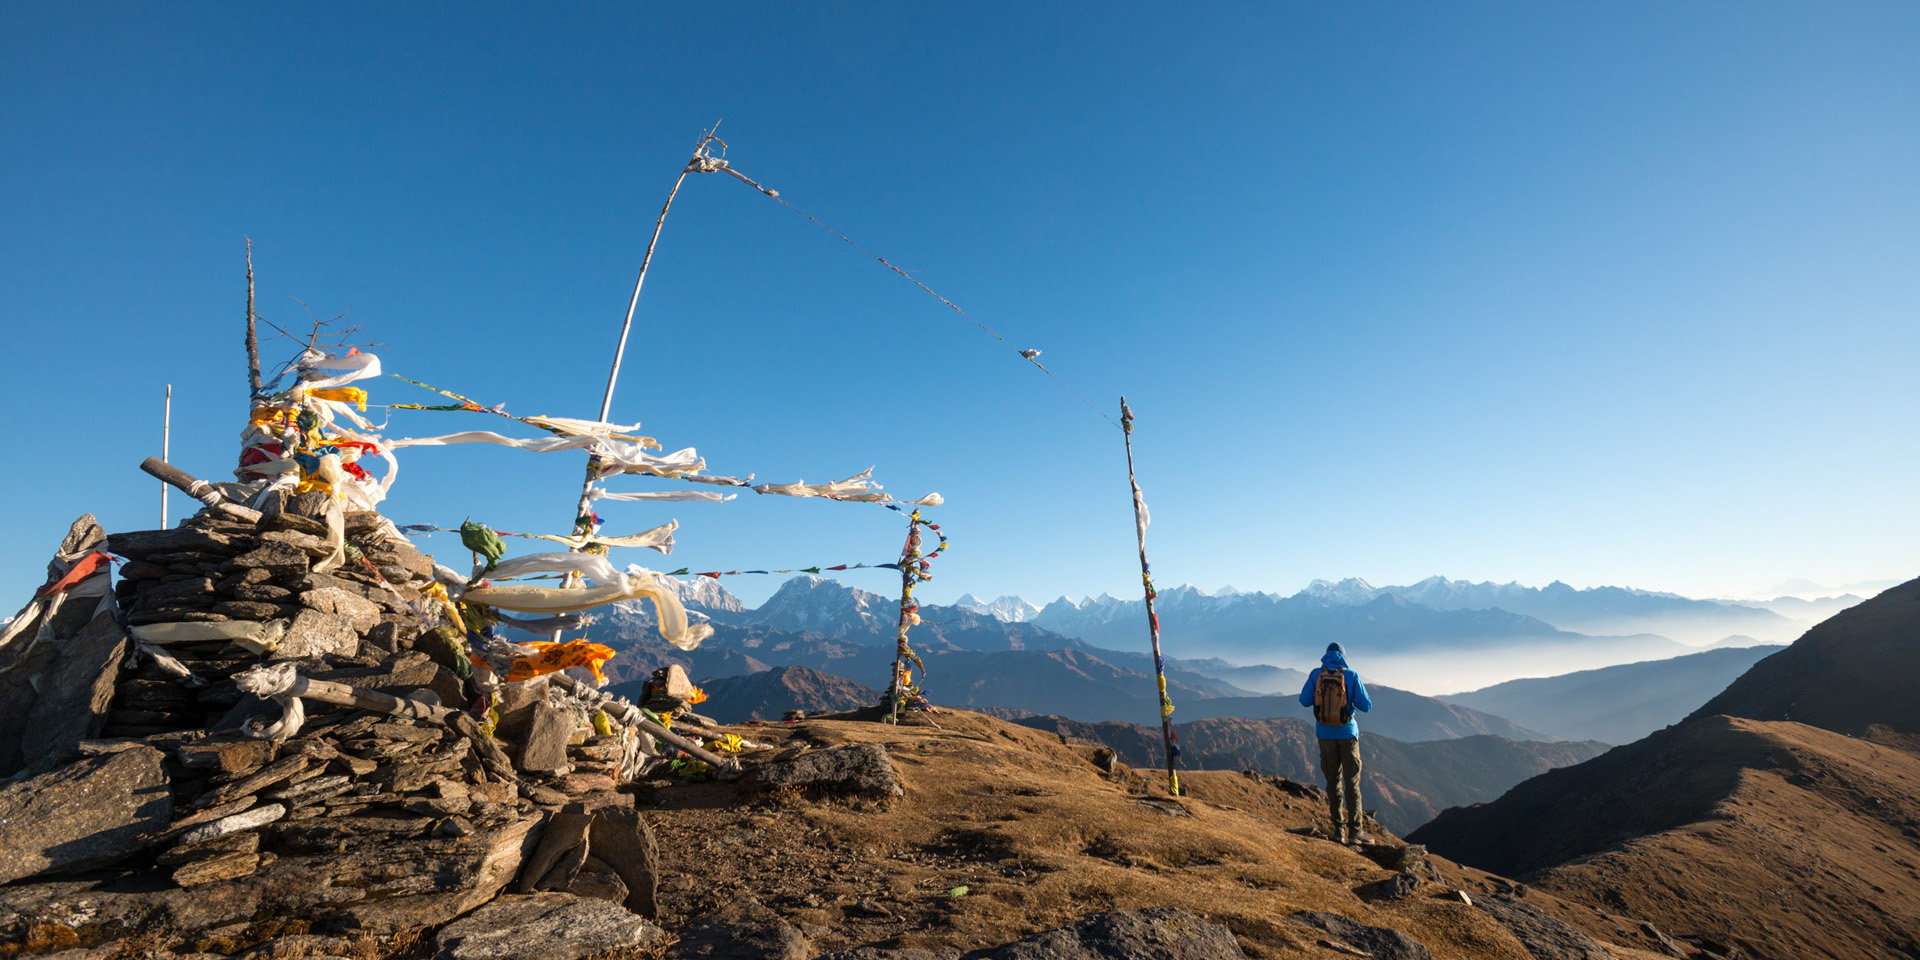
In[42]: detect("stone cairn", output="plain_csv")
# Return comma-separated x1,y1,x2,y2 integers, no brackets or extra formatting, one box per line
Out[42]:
0,494,686,958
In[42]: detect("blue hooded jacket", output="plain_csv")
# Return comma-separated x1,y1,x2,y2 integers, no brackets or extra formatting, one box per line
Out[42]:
1298,648,1372,740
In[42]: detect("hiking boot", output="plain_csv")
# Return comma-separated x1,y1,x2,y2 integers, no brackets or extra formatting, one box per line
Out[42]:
1347,827,1371,845
1328,821,1347,844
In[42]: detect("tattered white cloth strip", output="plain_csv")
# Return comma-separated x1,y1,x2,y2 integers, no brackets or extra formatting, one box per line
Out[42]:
307,396,390,434
464,554,711,650
1131,477,1151,541
590,441,706,479
385,430,603,453
292,350,383,392
0,604,40,653
751,468,944,506
132,619,290,656
585,520,677,552
233,662,307,740
587,485,736,503
486,552,628,586
386,431,708,482
133,642,208,687
521,415,647,439
486,520,679,554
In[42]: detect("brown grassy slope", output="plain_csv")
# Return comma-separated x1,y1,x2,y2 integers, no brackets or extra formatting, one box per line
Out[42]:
644,709,1669,959
1019,715,1608,834
1686,576,1920,737
1416,717,1920,960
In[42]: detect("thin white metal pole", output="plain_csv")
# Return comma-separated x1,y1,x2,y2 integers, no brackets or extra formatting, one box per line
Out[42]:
162,384,172,528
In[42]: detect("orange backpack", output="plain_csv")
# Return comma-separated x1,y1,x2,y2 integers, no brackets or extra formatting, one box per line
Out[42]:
1313,667,1350,726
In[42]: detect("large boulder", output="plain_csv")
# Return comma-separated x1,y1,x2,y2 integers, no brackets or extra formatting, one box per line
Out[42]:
0,515,118,776
747,744,903,806
960,907,1246,960
433,892,666,960
671,896,809,960
19,608,127,772
1289,912,1433,960
0,746,172,883
1474,895,1611,960
588,804,660,919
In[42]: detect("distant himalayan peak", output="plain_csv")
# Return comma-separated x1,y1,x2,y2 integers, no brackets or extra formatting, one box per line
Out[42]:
741,575,899,632
657,574,746,613
951,594,1042,623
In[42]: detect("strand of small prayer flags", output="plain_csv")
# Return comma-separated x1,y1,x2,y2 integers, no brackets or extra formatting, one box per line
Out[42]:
696,154,1122,431
398,524,955,582
400,523,591,543
387,375,658,446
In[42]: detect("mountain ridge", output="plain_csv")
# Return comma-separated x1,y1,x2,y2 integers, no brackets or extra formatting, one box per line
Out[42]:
1410,575,1920,960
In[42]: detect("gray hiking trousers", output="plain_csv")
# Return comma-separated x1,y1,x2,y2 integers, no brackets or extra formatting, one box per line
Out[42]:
1318,737,1363,832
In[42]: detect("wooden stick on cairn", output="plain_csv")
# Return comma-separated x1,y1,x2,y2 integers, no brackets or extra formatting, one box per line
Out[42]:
245,237,262,397
140,457,262,523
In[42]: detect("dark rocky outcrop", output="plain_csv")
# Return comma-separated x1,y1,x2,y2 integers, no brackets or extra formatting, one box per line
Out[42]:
747,743,903,805
1473,894,1610,960
433,892,668,960
0,745,171,883
1289,911,1434,960
671,896,811,960
964,907,1247,960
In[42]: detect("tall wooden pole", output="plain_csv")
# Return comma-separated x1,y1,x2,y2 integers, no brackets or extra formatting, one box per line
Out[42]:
888,512,925,722
245,238,262,397
1121,397,1180,797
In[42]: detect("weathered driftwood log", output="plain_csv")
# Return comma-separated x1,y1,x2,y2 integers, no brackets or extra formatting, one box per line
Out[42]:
140,457,262,523
234,663,453,739
545,671,740,779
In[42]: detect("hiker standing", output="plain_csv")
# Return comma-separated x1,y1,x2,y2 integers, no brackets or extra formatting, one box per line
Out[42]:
1298,642,1373,844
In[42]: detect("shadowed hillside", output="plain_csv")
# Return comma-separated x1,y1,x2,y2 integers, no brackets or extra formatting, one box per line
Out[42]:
1411,575,1920,960
693,665,880,723
1685,577,1920,736
1442,645,1781,744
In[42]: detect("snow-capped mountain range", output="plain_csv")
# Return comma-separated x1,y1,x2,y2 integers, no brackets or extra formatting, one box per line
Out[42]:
993,575,1829,648
951,594,1042,623
593,572,1856,693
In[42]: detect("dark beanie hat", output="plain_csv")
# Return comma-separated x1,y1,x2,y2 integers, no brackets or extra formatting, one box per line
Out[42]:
1326,642,1343,653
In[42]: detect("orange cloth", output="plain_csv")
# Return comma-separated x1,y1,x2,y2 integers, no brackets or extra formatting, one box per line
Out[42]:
506,639,618,685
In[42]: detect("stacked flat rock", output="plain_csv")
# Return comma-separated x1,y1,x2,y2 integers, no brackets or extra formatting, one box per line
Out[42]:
104,490,448,739
0,503,667,957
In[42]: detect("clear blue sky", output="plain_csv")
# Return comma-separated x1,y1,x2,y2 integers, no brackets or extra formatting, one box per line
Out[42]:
4,2,1915,610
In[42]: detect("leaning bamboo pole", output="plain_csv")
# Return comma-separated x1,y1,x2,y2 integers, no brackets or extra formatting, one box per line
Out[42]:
1121,397,1180,796
551,127,726,635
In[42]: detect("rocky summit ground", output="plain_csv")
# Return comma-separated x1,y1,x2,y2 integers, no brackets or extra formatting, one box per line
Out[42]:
0,505,1770,960
636,707,1683,960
